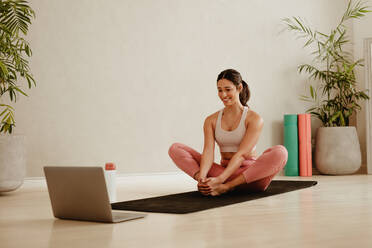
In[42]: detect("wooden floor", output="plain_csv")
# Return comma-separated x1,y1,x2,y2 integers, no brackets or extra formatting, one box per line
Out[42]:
1,173,372,248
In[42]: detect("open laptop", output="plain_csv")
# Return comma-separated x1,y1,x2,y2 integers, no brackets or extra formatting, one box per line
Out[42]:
43,166,146,223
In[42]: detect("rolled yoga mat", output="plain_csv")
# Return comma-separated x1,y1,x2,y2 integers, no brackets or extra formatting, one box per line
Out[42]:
111,180,317,214
298,114,312,176
284,114,299,176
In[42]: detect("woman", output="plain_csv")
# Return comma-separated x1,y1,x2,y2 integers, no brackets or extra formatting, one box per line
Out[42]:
168,69,288,196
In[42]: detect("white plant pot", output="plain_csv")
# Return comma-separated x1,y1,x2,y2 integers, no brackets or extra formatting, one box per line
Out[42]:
315,127,361,175
0,135,26,192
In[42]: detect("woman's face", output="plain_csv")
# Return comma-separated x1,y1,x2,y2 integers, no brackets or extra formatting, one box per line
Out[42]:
217,79,242,106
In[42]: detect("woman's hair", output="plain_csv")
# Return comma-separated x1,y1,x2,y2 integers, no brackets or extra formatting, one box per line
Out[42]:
217,69,250,106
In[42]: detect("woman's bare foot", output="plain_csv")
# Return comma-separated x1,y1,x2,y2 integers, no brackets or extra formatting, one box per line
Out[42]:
206,177,223,190
210,183,230,196
205,177,232,196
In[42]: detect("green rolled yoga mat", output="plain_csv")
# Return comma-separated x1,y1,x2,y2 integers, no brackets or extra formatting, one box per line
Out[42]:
284,114,299,176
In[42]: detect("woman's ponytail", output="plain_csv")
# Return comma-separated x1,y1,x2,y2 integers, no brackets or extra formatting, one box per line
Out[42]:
239,80,250,106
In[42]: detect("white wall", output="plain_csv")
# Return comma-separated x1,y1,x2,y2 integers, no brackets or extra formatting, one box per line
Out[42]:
15,0,350,177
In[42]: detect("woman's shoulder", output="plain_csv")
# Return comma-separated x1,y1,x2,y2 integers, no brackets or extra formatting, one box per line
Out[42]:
207,109,222,120
245,107,263,126
204,110,221,128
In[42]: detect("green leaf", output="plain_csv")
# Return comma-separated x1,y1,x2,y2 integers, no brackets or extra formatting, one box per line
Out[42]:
9,89,13,101
0,104,15,110
13,86,28,97
0,109,7,117
340,112,345,126
3,124,9,133
306,107,317,112
2,112,10,122
329,111,341,124
310,85,314,99
0,60,9,77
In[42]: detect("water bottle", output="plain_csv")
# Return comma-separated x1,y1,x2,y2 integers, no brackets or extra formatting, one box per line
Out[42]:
104,162,116,203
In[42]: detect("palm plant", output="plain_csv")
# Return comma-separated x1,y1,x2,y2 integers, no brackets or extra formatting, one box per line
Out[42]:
0,0,35,133
283,0,370,127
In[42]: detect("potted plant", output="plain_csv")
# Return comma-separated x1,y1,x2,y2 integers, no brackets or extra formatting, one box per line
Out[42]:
283,0,370,175
0,0,35,192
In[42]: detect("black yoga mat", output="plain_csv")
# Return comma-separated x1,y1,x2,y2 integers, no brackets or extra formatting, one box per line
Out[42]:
111,180,317,214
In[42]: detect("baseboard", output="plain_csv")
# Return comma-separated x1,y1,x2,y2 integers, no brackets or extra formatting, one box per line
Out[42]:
25,171,184,181
117,171,183,177
25,177,45,181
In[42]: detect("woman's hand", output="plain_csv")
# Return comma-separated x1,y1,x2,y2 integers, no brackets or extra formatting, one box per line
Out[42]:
197,180,212,195
194,171,213,195
196,175,211,195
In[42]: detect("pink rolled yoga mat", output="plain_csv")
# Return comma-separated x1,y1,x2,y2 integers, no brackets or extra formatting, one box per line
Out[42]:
298,114,312,177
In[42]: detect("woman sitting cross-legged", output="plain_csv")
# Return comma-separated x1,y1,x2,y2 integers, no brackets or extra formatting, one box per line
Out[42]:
168,69,288,196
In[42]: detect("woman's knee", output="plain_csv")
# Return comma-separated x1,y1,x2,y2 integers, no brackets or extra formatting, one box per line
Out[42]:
168,143,184,157
273,145,288,166
168,143,202,165
168,142,197,159
263,145,288,165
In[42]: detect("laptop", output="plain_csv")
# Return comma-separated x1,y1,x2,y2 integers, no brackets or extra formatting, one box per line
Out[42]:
43,166,146,223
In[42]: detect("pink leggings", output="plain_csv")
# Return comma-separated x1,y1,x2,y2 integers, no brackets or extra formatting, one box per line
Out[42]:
168,143,288,191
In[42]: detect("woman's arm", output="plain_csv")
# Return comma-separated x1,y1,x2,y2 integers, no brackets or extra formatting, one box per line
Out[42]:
198,116,215,180
217,113,264,183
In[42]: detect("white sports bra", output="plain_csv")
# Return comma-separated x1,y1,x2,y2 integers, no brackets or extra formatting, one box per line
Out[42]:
215,106,256,152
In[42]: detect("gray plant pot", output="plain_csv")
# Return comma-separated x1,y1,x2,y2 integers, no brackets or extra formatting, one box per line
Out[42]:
315,127,361,175
0,135,26,192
